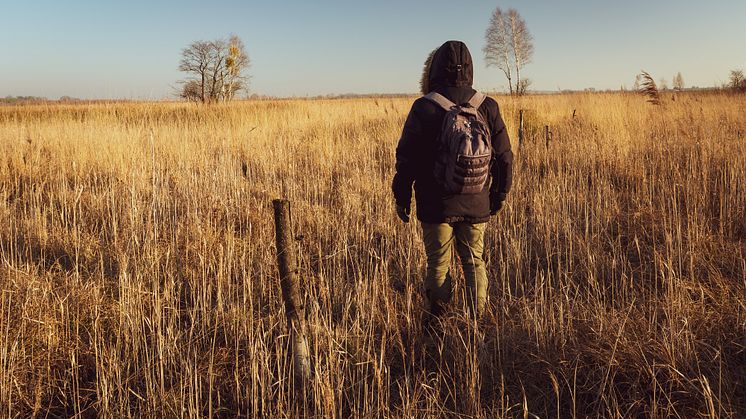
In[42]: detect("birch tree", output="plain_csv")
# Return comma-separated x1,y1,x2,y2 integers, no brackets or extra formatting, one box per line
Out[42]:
483,8,513,95
224,35,251,101
484,8,534,95
673,72,685,90
507,9,534,95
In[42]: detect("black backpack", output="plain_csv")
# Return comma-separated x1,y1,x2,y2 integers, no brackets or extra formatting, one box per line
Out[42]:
424,92,492,194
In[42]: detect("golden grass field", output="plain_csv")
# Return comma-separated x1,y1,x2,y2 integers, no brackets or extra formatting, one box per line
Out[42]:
1,92,744,417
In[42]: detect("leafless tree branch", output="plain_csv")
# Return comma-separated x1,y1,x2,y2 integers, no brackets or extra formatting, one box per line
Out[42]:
178,36,250,103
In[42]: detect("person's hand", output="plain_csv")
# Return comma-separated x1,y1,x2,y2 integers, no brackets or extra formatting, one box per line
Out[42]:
396,205,411,223
490,200,504,215
490,193,506,215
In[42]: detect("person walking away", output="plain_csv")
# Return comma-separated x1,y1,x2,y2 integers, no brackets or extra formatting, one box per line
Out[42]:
391,40,513,329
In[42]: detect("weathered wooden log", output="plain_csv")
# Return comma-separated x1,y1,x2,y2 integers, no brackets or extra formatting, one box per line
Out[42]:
272,199,311,385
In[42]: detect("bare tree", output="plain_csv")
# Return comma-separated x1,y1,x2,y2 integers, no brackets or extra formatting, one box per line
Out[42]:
178,35,250,103
517,78,532,95
673,72,685,90
729,69,746,92
179,41,212,103
206,39,227,102
483,8,513,95
224,35,251,101
484,8,534,95
179,80,204,103
659,77,668,91
507,9,533,95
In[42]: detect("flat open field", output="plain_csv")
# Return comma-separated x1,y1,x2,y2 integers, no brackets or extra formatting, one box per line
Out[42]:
1,93,744,417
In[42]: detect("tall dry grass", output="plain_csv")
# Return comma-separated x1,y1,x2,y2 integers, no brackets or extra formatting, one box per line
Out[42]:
0,92,744,417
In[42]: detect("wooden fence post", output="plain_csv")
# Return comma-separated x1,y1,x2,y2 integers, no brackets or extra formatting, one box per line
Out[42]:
272,199,312,386
518,109,524,146
545,125,551,148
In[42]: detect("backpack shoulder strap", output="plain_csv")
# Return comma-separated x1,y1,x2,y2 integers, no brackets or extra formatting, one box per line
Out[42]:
424,92,456,111
467,92,487,109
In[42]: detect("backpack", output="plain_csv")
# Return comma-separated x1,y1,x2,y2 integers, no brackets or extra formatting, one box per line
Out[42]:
425,91,492,195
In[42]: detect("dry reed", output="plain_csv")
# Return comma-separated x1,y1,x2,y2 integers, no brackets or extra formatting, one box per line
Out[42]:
0,92,744,417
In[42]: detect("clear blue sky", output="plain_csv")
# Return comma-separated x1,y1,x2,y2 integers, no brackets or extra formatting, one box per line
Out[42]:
1,0,744,99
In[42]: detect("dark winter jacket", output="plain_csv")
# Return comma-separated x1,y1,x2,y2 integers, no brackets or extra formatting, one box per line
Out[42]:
392,40,513,224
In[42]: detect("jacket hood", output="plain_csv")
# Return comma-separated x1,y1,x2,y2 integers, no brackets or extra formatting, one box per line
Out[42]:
420,40,474,95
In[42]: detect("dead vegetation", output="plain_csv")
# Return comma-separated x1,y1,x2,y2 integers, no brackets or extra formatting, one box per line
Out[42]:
0,93,744,417
639,71,661,105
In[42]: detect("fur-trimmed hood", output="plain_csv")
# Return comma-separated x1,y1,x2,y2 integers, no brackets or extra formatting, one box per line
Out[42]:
419,40,474,95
